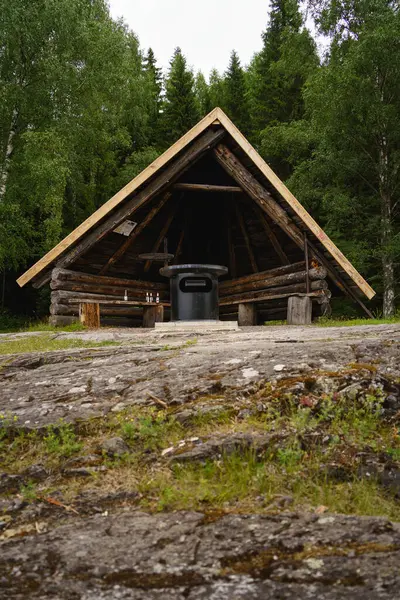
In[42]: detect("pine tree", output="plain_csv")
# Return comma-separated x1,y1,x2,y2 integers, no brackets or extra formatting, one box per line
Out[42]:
224,51,251,135
162,48,199,145
248,0,317,141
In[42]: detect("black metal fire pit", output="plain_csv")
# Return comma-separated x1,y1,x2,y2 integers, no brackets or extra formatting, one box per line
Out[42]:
159,264,228,321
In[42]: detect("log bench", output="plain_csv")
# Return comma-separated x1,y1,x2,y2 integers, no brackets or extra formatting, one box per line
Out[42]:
220,292,327,326
75,299,170,329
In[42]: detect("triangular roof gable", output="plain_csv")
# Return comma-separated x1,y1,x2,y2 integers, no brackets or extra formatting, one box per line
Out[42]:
17,108,375,301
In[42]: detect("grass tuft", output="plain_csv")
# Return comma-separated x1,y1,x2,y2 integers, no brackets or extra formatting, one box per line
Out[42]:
0,333,119,356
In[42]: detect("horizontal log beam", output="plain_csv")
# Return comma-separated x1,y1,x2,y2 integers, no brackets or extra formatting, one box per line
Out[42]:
51,268,167,291
220,280,329,306
220,262,306,291
50,280,169,301
173,183,242,193
220,267,327,297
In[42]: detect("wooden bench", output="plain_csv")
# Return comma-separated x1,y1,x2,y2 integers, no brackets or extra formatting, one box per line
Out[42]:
75,299,170,329
220,292,326,326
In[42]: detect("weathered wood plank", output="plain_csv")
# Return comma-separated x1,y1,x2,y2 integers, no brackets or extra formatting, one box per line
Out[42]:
51,268,167,291
220,280,328,306
79,303,100,328
50,280,169,300
173,183,242,193
220,262,306,292
220,267,327,297
287,296,312,325
238,303,255,326
143,304,164,328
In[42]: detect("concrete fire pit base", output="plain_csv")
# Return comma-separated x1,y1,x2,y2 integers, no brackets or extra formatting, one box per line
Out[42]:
155,320,238,332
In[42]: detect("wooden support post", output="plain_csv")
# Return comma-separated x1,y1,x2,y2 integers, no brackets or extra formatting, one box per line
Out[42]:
144,204,178,272
254,205,289,265
287,296,312,325
235,203,258,273
304,232,310,294
79,302,100,328
143,304,164,328
226,200,237,278
238,303,256,326
99,192,171,275
173,229,185,265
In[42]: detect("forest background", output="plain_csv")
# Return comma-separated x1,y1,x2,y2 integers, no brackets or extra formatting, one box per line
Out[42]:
1,0,399,324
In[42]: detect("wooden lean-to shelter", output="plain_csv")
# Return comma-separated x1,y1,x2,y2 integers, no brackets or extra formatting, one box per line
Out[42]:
17,108,375,327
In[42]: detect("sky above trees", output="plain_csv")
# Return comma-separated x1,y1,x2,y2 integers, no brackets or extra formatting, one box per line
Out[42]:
108,0,269,74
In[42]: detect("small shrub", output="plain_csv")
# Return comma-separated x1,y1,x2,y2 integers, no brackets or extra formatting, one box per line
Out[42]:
20,481,38,501
43,422,82,457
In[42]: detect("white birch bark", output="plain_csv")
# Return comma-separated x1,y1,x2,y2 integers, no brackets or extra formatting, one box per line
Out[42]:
0,109,18,201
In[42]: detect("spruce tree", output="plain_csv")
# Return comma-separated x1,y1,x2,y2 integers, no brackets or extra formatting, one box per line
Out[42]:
194,72,212,117
162,48,199,145
208,68,226,110
224,51,251,135
248,0,317,141
142,48,163,146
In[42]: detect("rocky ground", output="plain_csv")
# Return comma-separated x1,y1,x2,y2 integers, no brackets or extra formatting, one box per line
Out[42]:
0,323,400,598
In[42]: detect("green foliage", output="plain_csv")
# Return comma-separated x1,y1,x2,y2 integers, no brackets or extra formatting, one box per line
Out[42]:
161,48,200,146
43,422,82,458
1,0,399,319
194,72,212,116
20,481,38,502
0,334,119,355
208,68,226,109
248,0,318,144
224,51,251,135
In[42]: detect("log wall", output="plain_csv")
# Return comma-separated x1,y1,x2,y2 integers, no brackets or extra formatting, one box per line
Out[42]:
49,268,169,327
219,262,331,323
49,263,331,327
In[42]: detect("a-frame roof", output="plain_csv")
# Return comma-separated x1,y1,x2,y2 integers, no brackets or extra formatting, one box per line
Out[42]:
17,108,375,302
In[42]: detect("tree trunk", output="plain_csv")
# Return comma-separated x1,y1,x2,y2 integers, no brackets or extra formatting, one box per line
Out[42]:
379,133,395,318
0,109,18,201
381,197,395,317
